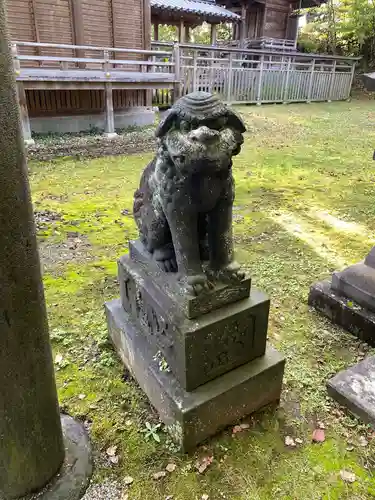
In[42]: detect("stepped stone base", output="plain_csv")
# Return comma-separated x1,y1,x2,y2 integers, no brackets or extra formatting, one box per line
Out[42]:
308,280,375,346
119,252,269,391
106,299,285,452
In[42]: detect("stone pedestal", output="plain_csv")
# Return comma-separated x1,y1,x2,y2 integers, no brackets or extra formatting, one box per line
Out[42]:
327,356,375,426
308,247,375,345
106,241,285,451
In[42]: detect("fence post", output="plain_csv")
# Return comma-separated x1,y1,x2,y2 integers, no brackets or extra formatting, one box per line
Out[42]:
307,58,315,103
103,50,117,138
348,60,356,100
192,50,198,93
283,56,292,104
172,41,181,102
226,52,233,103
328,60,337,102
12,44,34,145
256,54,264,105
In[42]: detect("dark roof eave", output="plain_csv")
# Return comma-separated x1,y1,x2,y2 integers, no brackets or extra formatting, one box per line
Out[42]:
151,5,239,22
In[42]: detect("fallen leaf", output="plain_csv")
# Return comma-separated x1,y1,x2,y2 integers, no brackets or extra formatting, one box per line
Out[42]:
285,436,296,447
312,429,325,443
165,496,174,500
359,436,368,447
202,495,209,500
153,471,167,480
106,445,118,457
232,425,242,434
346,444,355,452
166,463,177,473
123,476,134,486
340,470,356,483
195,456,214,474
121,494,129,500
109,455,119,464
317,421,326,429
78,393,86,400
295,438,303,444
240,423,250,430
55,354,63,364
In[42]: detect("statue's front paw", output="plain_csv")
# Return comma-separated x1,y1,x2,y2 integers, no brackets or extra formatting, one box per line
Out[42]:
185,274,214,296
216,261,246,283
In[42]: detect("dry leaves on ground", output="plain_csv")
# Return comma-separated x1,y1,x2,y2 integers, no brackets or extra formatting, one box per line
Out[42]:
359,436,368,447
312,429,325,443
153,471,167,480
340,470,356,483
166,463,177,473
195,456,214,474
285,436,296,447
123,476,134,486
232,423,250,435
106,445,117,456
55,353,63,364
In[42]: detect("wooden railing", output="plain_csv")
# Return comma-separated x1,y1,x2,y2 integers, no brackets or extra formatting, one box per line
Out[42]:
12,40,360,140
152,42,359,106
12,41,179,139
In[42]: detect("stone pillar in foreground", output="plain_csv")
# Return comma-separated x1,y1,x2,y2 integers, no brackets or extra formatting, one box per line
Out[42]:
0,3,65,497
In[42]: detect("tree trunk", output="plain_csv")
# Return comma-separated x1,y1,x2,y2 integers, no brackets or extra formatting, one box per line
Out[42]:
0,1,65,498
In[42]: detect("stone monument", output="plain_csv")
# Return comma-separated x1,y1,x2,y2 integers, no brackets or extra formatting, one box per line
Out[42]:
309,246,375,345
106,92,285,451
0,3,91,497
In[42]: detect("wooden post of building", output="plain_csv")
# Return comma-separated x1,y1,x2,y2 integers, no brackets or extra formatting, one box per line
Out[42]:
103,50,117,138
173,41,181,101
71,0,85,67
12,44,34,145
240,2,247,47
179,19,185,43
143,0,152,106
211,24,217,45
154,22,159,41
185,25,191,43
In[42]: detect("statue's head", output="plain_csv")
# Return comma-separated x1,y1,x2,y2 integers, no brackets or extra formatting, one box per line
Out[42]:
156,92,246,173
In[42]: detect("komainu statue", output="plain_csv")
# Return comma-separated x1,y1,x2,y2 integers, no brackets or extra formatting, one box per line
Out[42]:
133,92,246,295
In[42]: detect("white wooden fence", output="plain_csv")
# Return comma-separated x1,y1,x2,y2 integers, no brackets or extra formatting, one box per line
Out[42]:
151,42,359,106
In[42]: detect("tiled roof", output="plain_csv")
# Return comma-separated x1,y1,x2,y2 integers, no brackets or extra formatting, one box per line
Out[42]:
151,0,240,21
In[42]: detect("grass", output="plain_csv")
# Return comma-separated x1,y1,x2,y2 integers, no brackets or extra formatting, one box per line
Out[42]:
30,100,375,499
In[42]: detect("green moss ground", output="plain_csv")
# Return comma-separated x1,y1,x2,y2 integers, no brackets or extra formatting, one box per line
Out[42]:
30,101,375,499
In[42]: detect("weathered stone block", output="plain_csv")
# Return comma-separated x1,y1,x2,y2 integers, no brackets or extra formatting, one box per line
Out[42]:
105,299,285,452
129,240,251,320
308,280,375,346
327,356,375,426
118,255,269,391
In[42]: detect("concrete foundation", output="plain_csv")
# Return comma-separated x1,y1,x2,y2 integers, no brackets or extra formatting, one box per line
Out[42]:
30,107,155,134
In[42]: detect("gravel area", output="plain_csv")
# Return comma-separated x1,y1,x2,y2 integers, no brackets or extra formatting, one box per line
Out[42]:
27,127,157,162
82,480,124,500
